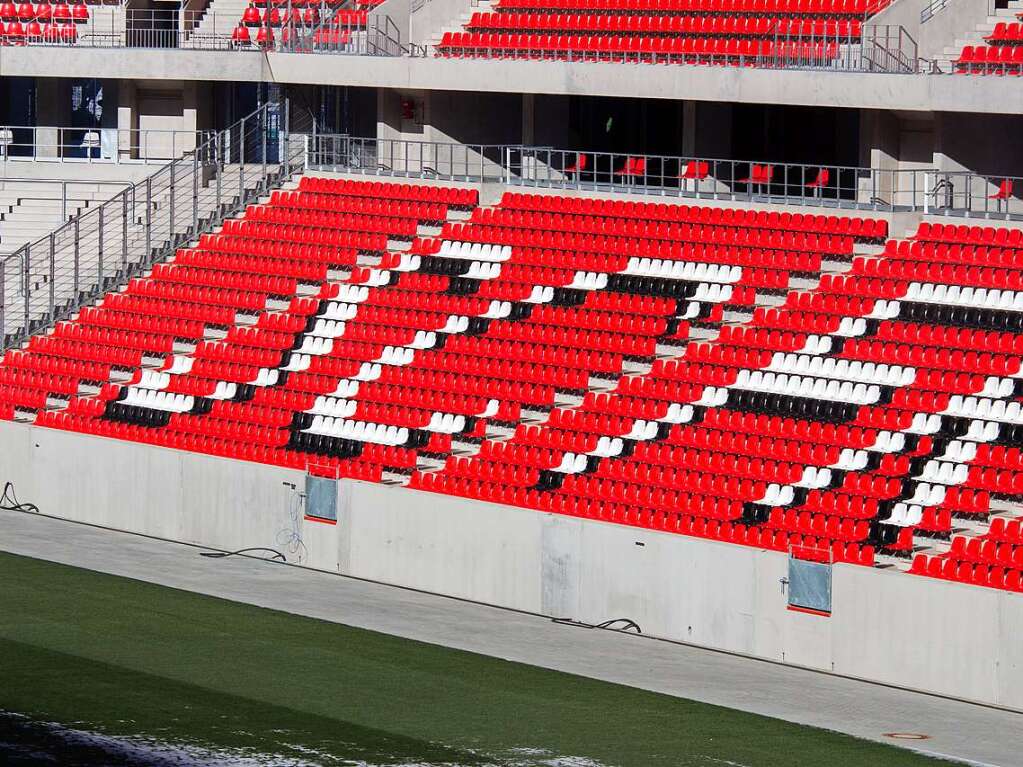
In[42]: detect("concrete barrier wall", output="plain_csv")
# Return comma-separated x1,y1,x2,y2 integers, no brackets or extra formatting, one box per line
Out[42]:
1,422,308,555
2,420,1021,709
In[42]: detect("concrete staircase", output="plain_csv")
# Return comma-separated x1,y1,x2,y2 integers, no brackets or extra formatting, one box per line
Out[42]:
934,0,1023,70
1,160,293,347
0,183,125,256
185,0,250,45
426,0,492,49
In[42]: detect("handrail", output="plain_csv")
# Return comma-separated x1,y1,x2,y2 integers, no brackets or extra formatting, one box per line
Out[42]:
306,134,1023,220
0,126,213,164
0,103,307,351
8,7,921,72
922,0,995,24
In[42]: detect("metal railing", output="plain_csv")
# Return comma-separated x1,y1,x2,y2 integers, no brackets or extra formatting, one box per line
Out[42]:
0,126,214,163
13,7,922,71
307,134,530,183
306,134,1023,221
6,130,1017,351
0,104,306,352
922,0,995,24
278,12,405,56
22,7,405,54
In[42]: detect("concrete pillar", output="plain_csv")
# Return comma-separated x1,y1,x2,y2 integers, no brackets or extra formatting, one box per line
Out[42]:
692,102,731,160
858,109,899,207
34,78,71,159
117,79,138,161
681,101,696,157
183,81,199,154
376,88,427,174
522,93,535,147
689,102,733,194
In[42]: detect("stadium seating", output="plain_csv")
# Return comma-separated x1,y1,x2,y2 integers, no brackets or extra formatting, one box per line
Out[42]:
955,18,1023,75
7,177,1023,592
231,3,366,50
910,514,1023,589
0,1,90,44
436,0,892,65
955,43,1023,74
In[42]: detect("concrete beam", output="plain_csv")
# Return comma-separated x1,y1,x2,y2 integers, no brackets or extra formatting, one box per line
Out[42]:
3,47,1023,114
0,46,271,83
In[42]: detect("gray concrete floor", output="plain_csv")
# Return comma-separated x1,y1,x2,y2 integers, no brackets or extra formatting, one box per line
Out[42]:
0,509,1019,767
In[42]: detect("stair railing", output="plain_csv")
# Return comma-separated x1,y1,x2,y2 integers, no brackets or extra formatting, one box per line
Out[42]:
0,102,304,353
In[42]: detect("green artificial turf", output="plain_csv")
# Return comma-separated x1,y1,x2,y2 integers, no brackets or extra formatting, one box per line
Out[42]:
0,551,956,766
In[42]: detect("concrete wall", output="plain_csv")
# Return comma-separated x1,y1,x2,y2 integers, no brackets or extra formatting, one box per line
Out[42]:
117,79,203,160
2,419,1022,709
376,88,525,177
6,49,1023,116
407,0,470,46
0,422,311,558
871,0,992,61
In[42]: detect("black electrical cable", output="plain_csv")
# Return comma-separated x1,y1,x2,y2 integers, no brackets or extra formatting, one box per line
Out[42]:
552,617,642,634
199,547,287,562
0,482,39,514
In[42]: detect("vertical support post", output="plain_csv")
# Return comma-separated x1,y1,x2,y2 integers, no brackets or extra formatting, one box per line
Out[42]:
169,162,176,247
216,133,223,217
62,181,67,221
48,234,55,324
98,205,104,290
0,262,5,350
122,189,129,270
145,179,152,262
262,106,268,186
283,94,291,173
22,244,30,335
74,217,80,300
240,117,246,213
193,150,199,235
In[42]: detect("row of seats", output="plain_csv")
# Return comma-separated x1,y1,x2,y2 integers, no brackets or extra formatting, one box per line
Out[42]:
0,18,78,39
493,0,881,15
436,32,841,61
442,0,892,65
465,12,861,37
297,175,479,206
499,192,888,239
0,2,89,21
986,22,1023,43
955,45,1023,74
914,220,1023,245
910,553,1023,591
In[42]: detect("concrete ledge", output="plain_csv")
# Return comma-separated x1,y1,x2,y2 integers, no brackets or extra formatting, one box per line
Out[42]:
3,46,1023,114
0,46,270,82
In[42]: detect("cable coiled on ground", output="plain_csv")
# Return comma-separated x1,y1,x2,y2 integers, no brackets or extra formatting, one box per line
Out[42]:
1,482,39,514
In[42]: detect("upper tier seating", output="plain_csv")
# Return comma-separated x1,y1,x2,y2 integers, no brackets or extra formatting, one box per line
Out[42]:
0,1,93,44
231,2,365,49
6,178,1023,592
436,0,892,66
954,13,1023,74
